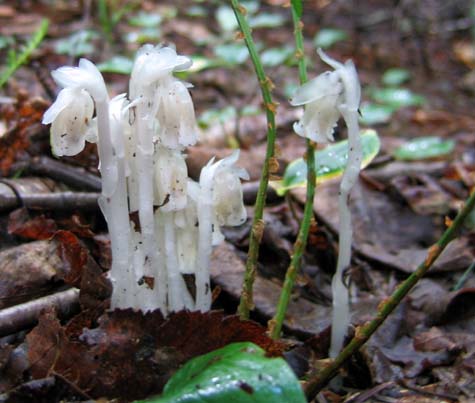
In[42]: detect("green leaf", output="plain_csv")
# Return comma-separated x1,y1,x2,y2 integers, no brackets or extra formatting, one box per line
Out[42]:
370,87,426,109
393,136,455,161
55,30,99,57
248,13,285,28
260,46,294,67
97,56,134,74
186,55,223,73
291,0,303,18
125,27,161,44
241,1,260,15
381,68,411,86
198,106,237,128
284,82,299,99
128,11,162,27
186,5,207,17
0,36,15,50
137,342,306,403
359,103,394,125
313,28,348,49
214,43,249,65
274,129,381,195
216,5,238,32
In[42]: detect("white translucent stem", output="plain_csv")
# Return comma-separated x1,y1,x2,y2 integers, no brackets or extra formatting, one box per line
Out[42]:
95,99,132,309
195,196,213,311
163,212,188,312
330,106,362,358
133,103,165,311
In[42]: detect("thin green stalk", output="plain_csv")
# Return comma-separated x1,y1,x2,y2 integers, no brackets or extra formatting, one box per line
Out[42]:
304,189,475,400
268,7,317,339
231,0,278,320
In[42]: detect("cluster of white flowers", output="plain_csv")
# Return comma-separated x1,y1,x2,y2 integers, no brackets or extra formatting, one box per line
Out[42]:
290,49,362,358
43,44,248,314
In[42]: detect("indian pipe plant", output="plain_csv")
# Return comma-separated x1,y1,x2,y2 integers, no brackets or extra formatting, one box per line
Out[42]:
42,45,248,315
40,0,475,400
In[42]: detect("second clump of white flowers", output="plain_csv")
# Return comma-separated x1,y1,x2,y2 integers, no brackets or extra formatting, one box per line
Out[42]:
290,49,363,358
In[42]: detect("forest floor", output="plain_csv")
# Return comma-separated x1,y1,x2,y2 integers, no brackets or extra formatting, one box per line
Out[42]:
0,1,475,402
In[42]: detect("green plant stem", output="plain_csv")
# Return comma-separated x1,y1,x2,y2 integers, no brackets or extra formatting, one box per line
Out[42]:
304,189,475,401
231,0,278,320
0,19,49,88
268,7,316,339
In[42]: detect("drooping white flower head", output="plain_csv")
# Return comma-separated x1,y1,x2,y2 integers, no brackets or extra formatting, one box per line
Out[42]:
155,80,197,149
199,150,249,244
129,44,198,150
130,45,192,91
42,87,94,156
290,49,361,143
51,58,108,102
42,58,110,156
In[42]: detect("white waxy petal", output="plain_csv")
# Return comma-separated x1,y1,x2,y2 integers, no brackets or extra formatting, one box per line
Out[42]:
289,71,341,106
213,169,247,226
49,88,94,156
317,49,361,112
42,88,76,124
51,59,107,101
297,94,341,143
290,49,361,144
154,147,188,212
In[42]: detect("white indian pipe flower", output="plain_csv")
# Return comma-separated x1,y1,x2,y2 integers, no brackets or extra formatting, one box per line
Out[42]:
42,87,94,156
153,147,188,212
130,45,192,91
195,150,248,311
289,49,360,143
129,44,197,150
51,58,108,102
155,79,197,149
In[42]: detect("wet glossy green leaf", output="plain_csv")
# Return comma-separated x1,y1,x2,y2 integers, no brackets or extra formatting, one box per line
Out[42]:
214,43,249,65
370,87,425,108
382,68,411,86
249,13,285,28
97,56,134,74
274,129,381,195
313,28,348,49
393,136,455,161
291,0,303,18
216,5,238,32
137,342,306,403
260,46,294,67
359,103,394,125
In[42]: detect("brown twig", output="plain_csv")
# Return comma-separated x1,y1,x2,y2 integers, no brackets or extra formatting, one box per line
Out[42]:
0,188,99,212
0,288,80,337
11,156,101,191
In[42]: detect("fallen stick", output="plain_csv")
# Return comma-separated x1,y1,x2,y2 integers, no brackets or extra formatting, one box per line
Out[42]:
0,288,80,337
